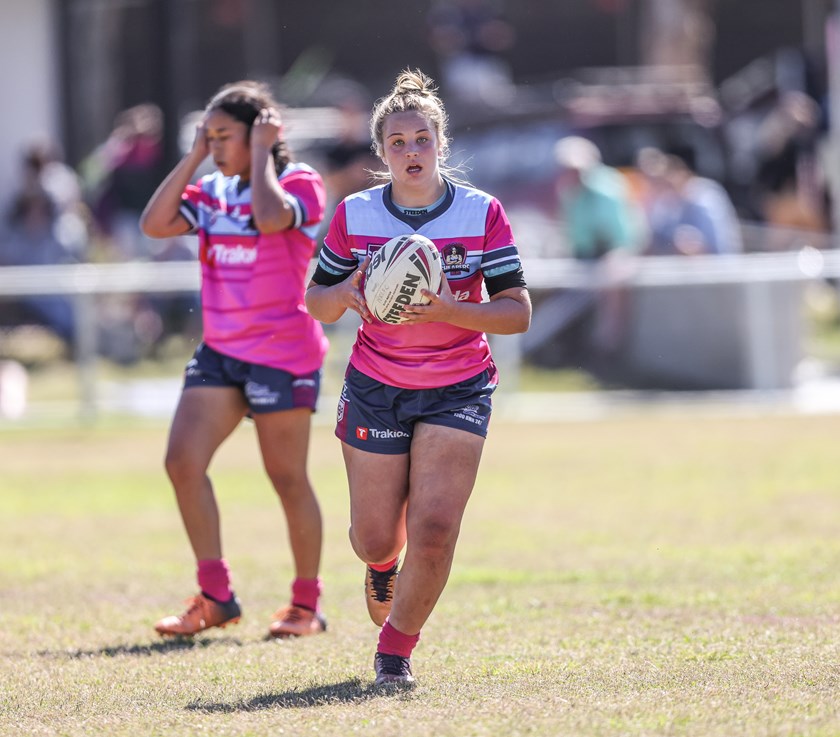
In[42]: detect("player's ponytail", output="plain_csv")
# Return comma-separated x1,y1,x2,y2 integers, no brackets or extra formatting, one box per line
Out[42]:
392,69,437,98
370,69,450,163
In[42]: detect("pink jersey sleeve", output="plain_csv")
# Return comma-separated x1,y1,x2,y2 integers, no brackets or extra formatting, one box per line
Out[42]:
485,199,514,250
324,201,351,256
279,166,327,231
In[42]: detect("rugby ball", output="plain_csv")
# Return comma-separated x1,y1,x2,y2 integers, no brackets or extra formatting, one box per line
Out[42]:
364,234,443,324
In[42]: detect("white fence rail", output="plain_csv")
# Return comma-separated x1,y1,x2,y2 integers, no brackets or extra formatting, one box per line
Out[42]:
2,249,838,298
1,249,839,418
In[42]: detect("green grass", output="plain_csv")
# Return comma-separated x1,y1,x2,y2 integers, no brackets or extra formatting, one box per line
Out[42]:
3,413,840,736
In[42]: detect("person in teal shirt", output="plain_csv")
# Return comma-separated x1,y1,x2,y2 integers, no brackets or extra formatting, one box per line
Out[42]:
554,136,643,260
532,136,644,361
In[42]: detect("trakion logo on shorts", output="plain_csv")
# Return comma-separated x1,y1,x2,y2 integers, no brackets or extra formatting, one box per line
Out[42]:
355,426,409,441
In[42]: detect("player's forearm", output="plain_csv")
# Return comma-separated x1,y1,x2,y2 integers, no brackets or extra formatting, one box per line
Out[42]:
445,289,532,335
140,152,203,237
250,147,293,233
305,283,347,324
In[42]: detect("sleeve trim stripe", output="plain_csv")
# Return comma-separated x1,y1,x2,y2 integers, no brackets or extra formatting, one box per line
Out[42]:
480,245,519,261
319,247,358,270
482,254,521,270
179,203,198,229
286,194,304,229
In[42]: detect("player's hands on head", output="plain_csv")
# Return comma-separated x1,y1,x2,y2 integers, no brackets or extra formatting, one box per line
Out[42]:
190,118,210,160
399,276,455,325
251,107,283,149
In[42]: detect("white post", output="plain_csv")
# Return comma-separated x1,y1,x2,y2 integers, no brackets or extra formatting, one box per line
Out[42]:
72,292,98,422
829,5,840,248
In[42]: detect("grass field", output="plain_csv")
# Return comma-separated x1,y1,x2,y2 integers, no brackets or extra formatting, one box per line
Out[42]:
3,411,840,736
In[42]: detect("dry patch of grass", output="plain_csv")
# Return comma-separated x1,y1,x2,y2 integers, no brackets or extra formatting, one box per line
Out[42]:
2,414,840,735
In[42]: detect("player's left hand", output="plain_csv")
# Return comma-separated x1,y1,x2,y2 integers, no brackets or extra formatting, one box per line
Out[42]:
251,107,283,149
399,277,456,325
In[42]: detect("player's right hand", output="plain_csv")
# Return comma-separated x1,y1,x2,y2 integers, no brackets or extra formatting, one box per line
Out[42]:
189,118,210,160
341,257,372,323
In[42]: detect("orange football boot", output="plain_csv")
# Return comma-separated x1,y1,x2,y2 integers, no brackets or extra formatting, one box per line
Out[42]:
154,593,241,637
365,559,399,627
268,604,327,638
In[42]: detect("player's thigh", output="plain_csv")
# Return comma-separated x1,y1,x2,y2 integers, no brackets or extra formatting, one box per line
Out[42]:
342,442,410,534
252,407,313,480
407,423,485,538
167,386,248,468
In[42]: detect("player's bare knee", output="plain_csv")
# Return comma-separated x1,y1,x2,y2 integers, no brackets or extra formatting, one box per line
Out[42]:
164,447,204,487
410,517,459,559
266,468,309,500
351,529,400,564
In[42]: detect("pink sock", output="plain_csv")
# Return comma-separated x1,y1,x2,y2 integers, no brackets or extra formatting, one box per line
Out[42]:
291,576,322,612
369,557,398,573
197,558,233,602
377,620,420,658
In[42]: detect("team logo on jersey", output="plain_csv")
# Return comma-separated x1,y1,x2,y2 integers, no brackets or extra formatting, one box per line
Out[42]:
442,243,468,275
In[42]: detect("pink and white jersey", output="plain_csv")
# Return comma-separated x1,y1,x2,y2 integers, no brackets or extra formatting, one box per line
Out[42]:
180,163,328,375
316,180,524,389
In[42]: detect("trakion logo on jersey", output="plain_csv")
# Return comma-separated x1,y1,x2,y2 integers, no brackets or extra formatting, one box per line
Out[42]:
206,243,257,266
355,426,409,441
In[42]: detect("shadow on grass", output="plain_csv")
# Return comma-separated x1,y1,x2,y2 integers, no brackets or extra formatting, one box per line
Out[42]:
186,678,414,711
38,635,243,659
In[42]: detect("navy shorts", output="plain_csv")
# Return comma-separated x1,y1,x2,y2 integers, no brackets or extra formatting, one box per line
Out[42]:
183,343,320,414
336,364,497,454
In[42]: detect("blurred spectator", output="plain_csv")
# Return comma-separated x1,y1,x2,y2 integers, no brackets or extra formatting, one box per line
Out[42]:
427,0,516,107
316,78,377,227
753,90,828,236
1,141,89,346
554,136,644,260
79,104,198,361
637,146,743,256
721,47,830,242
20,139,84,219
81,103,164,261
525,137,642,365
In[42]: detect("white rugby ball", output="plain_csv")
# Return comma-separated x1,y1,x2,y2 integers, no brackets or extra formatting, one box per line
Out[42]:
364,234,443,324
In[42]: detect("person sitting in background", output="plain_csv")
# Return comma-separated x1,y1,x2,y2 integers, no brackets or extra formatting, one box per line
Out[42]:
83,103,164,261
554,136,644,261
753,89,828,239
532,136,643,360
0,141,89,348
637,146,743,256
427,0,517,108
19,139,85,220
315,77,378,236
